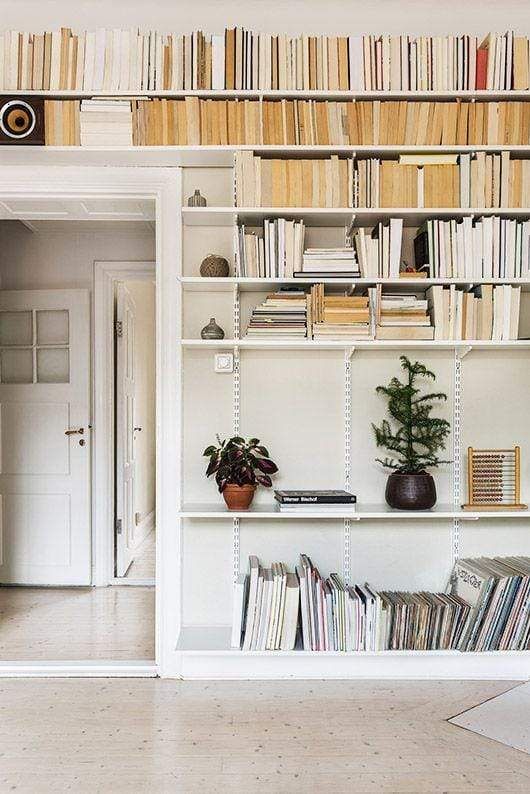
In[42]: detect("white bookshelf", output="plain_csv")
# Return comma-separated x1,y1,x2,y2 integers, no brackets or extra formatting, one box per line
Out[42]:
3,89,530,99
165,89,530,678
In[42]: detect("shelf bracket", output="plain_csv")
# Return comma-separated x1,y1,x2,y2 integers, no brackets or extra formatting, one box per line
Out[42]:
456,344,472,360
344,346,356,361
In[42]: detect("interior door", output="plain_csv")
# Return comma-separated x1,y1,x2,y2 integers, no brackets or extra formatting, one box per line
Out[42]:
0,289,91,585
115,283,136,577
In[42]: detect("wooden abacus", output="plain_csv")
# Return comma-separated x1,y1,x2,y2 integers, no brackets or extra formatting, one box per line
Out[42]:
463,446,527,511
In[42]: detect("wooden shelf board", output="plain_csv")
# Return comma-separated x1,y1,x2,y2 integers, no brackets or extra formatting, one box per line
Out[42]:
174,628,529,679
179,502,529,519
181,339,530,351
182,207,530,227
3,89,530,100
180,277,530,293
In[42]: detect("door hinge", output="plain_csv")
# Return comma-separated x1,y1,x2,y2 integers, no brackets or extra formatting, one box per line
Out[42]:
115,320,123,338
115,518,123,535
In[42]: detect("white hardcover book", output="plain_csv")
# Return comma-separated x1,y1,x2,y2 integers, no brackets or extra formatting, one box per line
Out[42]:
119,30,130,92
389,218,403,278
231,573,249,648
83,31,95,91
502,284,512,341
128,29,138,92
93,28,106,91
148,30,156,90
110,29,121,92
258,570,274,650
211,34,225,90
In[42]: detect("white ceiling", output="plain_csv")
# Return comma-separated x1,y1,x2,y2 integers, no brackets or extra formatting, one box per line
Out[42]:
0,198,155,225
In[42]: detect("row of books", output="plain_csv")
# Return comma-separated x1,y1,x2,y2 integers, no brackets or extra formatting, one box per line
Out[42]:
235,152,353,208
235,219,305,278
43,97,530,147
241,283,521,341
232,554,530,651
415,217,530,279
428,284,521,341
354,154,530,209
245,289,307,339
1,29,529,92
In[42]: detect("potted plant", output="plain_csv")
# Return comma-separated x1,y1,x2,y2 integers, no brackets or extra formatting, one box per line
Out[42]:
372,356,450,510
203,435,278,511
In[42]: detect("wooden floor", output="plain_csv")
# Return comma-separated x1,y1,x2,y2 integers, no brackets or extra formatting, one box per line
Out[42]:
125,530,156,579
0,585,155,660
0,679,528,792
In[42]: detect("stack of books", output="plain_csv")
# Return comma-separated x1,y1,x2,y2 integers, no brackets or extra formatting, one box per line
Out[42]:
415,217,530,280
235,219,305,278
79,99,133,147
235,152,353,208
376,292,434,341
309,284,373,340
44,100,80,145
274,490,357,513
245,290,307,339
231,556,300,650
427,284,521,340
298,247,360,278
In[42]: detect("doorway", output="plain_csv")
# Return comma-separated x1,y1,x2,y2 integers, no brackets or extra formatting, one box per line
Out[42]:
0,212,157,663
114,279,156,583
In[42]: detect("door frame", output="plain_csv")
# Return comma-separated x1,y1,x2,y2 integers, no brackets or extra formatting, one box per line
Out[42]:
0,166,182,678
93,261,155,587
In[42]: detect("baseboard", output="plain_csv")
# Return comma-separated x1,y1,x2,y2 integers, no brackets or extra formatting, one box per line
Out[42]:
0,660,158,678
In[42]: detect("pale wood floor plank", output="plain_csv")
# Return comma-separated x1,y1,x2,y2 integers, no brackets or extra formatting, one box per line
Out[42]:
0,679,529,793
0,585,155,660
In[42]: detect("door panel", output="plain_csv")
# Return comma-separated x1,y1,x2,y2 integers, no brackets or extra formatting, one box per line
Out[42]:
115,283,137,577
1,402,70,475
0,290,90,585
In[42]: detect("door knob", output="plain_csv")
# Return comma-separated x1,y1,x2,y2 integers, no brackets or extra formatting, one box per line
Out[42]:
133,427,142,432
65,427,84,436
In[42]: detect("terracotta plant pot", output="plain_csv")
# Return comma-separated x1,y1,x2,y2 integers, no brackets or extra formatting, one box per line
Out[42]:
385,472,437,510
222,484,256,511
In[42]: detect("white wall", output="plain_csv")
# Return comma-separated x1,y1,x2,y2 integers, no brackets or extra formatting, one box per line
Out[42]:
0,221,155,291
124,280,156,537
1,1,529,35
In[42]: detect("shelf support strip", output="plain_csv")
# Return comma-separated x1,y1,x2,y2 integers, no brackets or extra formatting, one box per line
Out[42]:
343,351,353,584
452,349,463,564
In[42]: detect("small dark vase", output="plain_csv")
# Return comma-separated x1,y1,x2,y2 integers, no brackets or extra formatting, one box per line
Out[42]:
385,472,437,510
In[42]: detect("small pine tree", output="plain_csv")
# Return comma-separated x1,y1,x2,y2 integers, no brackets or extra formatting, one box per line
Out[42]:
372,356,451,474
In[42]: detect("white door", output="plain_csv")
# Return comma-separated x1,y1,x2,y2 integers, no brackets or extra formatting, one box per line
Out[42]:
115,283,136,577
0,289,91,585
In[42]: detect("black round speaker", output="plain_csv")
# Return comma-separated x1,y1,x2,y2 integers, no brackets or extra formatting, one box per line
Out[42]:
0,100,37,139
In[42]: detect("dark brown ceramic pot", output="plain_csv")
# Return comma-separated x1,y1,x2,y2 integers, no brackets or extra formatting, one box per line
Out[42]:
223,484,256,511
385,472,437,510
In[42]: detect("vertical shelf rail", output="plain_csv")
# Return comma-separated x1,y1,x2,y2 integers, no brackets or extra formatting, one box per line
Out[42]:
452,348,465,564
343,348,354,584
232,284,241,584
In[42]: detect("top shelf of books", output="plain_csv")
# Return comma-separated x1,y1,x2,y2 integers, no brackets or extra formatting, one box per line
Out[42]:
0,28,529,94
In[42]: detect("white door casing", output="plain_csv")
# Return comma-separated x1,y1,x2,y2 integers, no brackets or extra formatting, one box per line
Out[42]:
0,289,91,585
115,283,137,577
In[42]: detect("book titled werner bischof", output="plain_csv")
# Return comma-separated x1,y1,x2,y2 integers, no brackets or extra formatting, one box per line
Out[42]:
274,490,357,511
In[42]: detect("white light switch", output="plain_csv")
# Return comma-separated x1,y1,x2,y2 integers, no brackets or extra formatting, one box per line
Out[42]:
214,353,234,373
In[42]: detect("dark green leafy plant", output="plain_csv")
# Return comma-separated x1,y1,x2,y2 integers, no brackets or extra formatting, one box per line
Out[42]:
203,435,278,492
372,356,451,474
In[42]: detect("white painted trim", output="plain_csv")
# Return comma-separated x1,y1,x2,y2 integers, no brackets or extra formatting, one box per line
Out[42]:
0,166,182,678
0,661,158,678
110,578,155,587
93,260,155,587
177,651,530,681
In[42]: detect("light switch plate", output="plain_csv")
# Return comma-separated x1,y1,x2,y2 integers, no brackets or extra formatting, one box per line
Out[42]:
214,353,234,373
